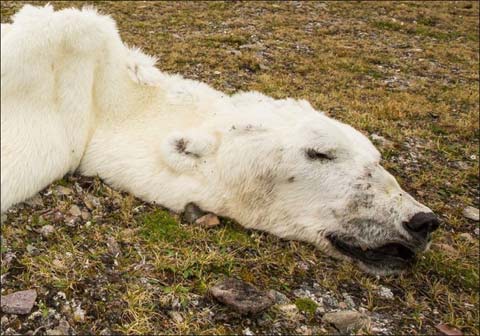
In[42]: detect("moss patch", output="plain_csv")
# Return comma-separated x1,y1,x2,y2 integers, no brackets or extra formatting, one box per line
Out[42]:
295,297,318,316
140,210,188,243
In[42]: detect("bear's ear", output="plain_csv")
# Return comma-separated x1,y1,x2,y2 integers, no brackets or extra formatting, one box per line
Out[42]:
160,130,219,172
126,46,163,86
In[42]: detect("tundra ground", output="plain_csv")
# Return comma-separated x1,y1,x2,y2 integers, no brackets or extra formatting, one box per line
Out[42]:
1,1,478,335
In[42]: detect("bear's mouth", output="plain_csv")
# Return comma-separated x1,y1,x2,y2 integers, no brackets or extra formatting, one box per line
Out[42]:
327,234,416,269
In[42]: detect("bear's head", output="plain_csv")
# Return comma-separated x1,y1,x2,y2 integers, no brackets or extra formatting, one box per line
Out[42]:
160,94,439,275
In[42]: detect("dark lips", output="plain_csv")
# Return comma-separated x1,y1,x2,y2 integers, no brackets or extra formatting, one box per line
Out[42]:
327,234,416,269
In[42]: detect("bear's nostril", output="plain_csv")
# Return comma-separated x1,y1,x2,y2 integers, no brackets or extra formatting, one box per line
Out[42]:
403,212,439,239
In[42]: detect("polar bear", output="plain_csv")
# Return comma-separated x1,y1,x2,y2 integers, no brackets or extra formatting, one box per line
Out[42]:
1,5,439,274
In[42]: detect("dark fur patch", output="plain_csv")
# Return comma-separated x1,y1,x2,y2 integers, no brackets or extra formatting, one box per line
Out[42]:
174,138,200,158
305,148,334,161
175,138,188,153
288,176,295,183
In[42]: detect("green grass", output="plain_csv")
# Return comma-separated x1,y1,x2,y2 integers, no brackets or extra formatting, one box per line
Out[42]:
295,298,318,317
140,210,189,243
0,1,478,335
373,20,403,32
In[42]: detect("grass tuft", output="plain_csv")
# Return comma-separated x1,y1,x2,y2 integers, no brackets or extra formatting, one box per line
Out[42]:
0,0,478,334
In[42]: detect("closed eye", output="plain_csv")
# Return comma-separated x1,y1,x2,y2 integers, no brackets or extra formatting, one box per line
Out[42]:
305,148,334,161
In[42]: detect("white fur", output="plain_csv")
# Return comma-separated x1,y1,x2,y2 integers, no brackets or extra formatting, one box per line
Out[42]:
1,5,434,273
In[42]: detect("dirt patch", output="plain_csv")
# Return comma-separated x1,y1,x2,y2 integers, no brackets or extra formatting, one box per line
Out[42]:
1,1,478,335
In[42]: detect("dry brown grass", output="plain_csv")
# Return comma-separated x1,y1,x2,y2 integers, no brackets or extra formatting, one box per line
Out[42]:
1,1,478,335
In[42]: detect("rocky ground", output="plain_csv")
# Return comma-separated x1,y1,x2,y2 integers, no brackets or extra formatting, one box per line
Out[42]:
1,1,479,335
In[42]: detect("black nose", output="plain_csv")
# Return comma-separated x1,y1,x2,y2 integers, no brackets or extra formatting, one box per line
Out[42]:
403,212,439,239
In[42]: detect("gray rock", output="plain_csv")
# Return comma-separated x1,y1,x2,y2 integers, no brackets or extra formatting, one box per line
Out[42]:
55,186,73,196
81,211,91,220
1,289,37,315
295,325,313,335
276,304,299,317
39,225,55,238
377,286,394,300
292,288,312,298
259,63,270,71
297,261,310,271
370,134,394,148
26,244,40,256
24,194,44,208
4,328,16,335
168,311,184,323
74,182,83,194
321,293,339,309
64,216,79,227
2,252,15,269
69,205,82,217
84,195,101,210
323,310,370,333
458,233,474,242
209,278,275,315
183,203,206,224
452,161,469,170
73,305,85,322
239,43,261,50
28,311,43,320
462,206,479,221
46,318,70,336
99,328,112,336
268,290,290,305
230,50,242,57
435,322,463,336
106,236,121,256
342,292,356,307
243,327,254,336
0,315,9,326
195,214,220,228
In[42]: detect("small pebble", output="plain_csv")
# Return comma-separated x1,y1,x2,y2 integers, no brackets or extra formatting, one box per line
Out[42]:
370,133,394,147
0,315,9,326
268,290,290,305
377,286,394,300
243,327,254,336
168,311,184,324
24,194,44,208
323,310,370,333
106,236,121,256
39,225,55,238
73,305,85,322
55,186,73,196
462,206,479,221
45,318,70,336
277,304,299,317
195,214,220,228
69,205,82,217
